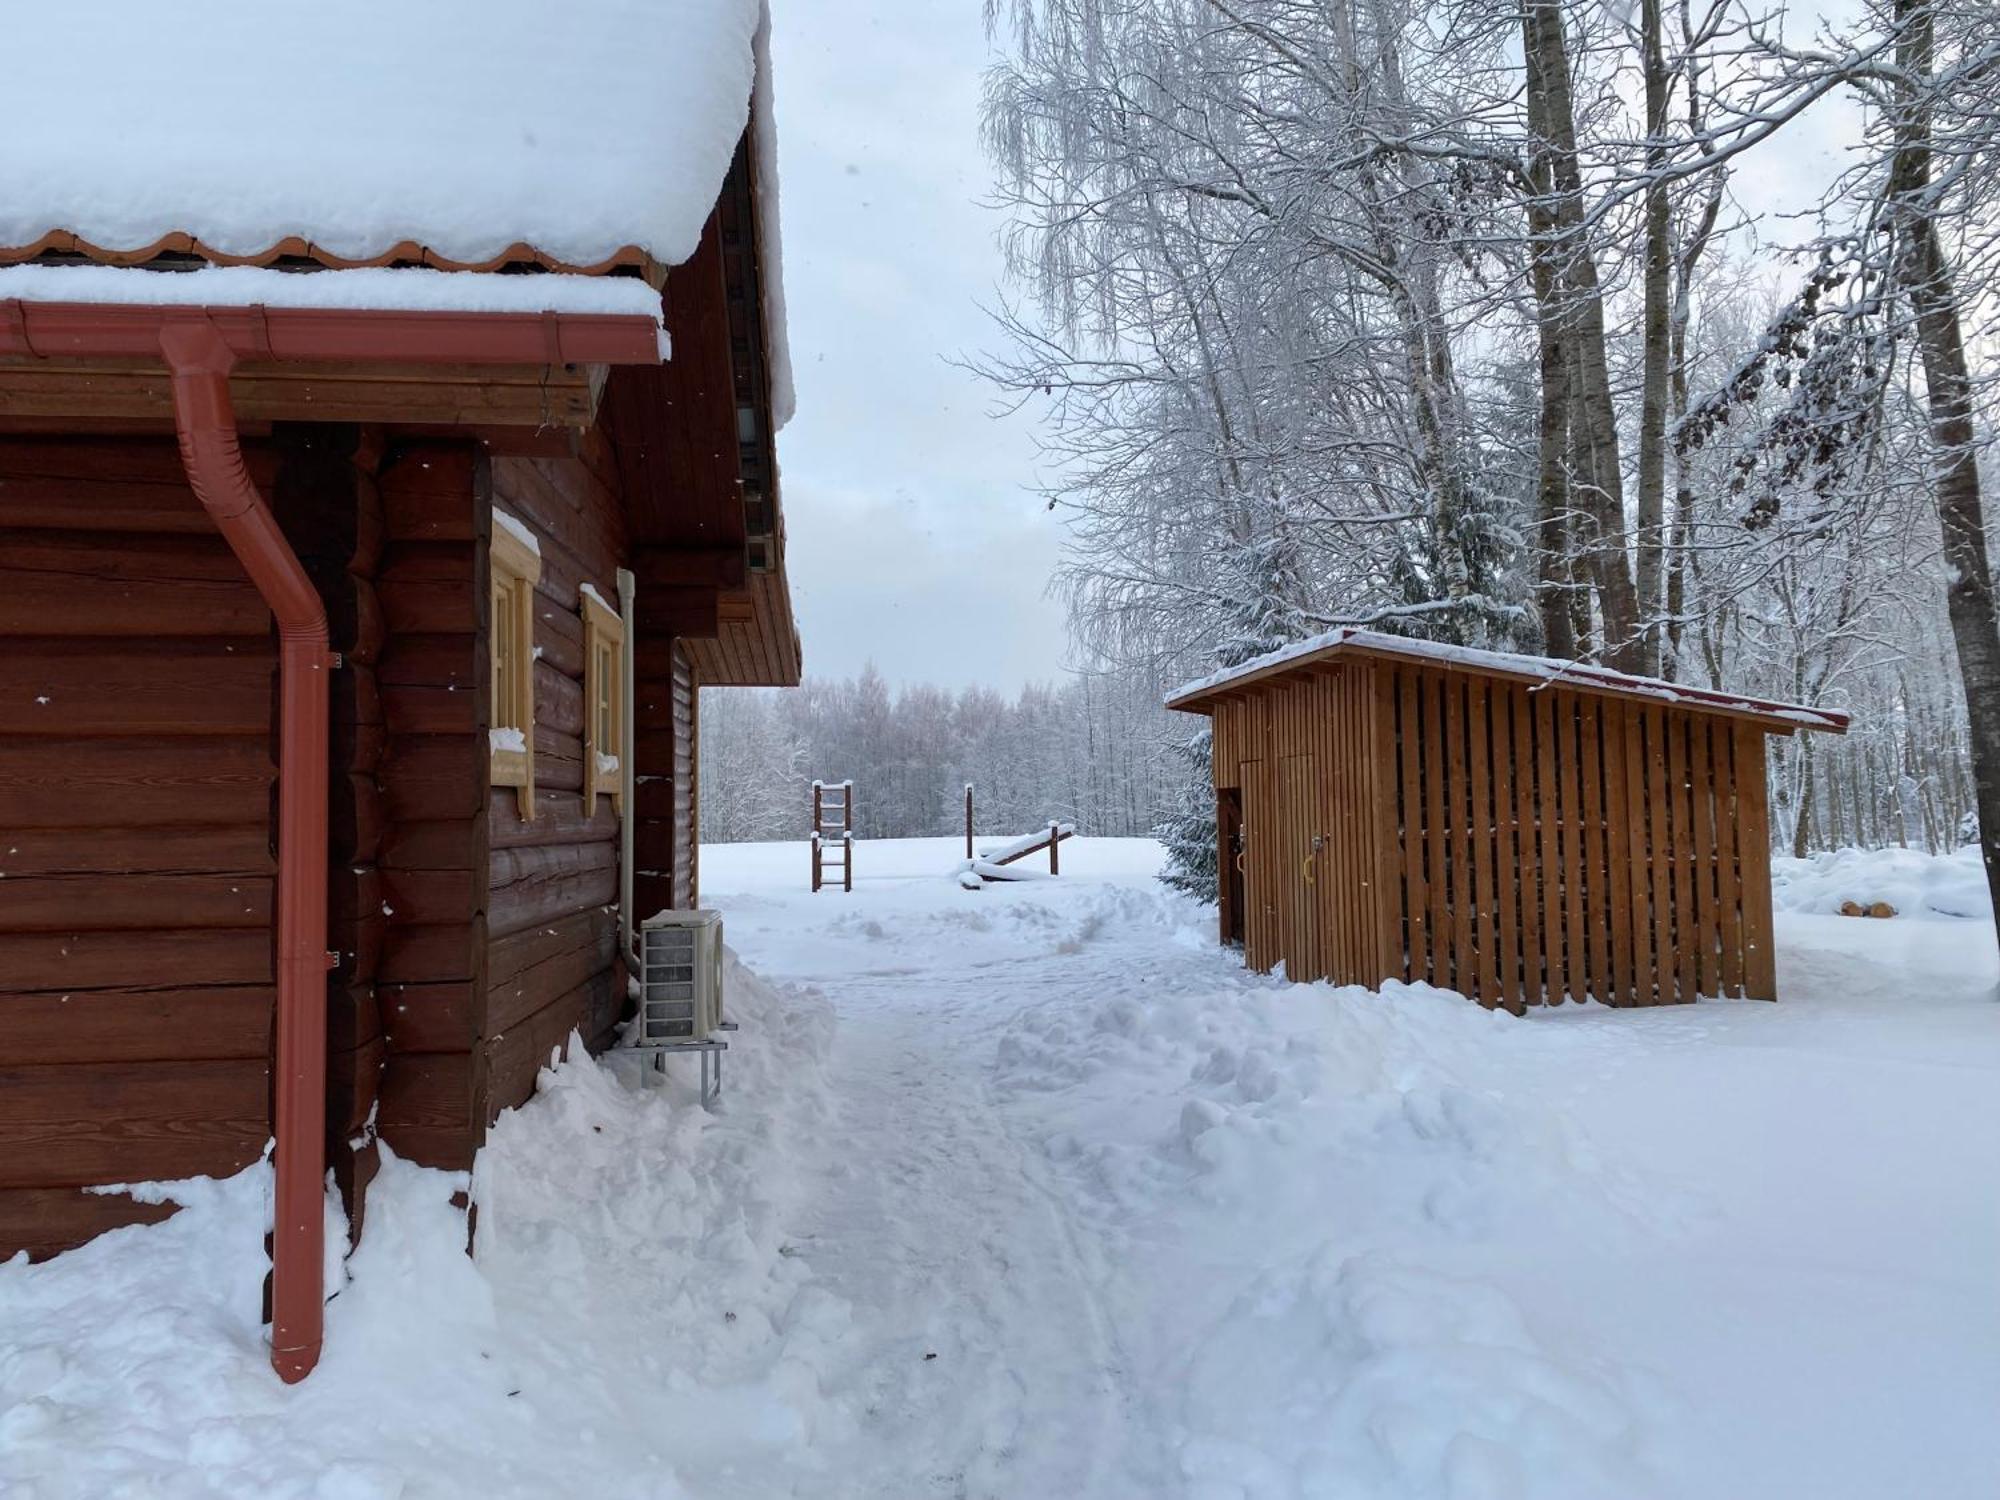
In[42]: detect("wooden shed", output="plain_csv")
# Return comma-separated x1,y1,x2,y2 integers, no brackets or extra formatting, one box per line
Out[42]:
1166,630,1850,1012
0,4,799,1382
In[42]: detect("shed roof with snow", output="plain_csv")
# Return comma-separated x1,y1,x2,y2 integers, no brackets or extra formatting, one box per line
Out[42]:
1167,628,1852,734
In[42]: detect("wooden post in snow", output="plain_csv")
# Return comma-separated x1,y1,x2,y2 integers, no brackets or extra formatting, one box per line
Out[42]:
965,785,974,859
839,781,854,892
811,782,823,892
1050,821,1060,875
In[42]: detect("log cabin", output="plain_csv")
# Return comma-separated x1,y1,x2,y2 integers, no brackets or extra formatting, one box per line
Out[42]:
0,3,799,1380
1167,630,1850,1013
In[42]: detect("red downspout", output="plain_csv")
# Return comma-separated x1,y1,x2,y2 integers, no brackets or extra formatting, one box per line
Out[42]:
160,320,332,1385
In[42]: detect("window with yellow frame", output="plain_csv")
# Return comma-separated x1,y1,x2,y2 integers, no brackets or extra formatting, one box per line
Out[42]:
581,584,626,811
490,512,541,819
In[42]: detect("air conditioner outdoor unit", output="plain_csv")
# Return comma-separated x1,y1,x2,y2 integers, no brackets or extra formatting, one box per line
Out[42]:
639,910,725,1044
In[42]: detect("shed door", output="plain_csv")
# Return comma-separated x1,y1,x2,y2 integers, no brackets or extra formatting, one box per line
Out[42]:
1240,759,1277,971
1279,753,1325,981
1217,785,1246,948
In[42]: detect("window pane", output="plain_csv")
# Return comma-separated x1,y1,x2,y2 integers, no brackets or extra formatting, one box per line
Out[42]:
604,646,617,746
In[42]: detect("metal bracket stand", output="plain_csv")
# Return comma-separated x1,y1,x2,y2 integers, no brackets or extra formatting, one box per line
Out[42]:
631,1037,730,1109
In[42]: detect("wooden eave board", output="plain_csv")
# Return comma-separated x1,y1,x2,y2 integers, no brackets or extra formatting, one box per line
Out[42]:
602,203,743,551
602,139,801,688
0,355,607,429
685,567,800,688
718,134,781,554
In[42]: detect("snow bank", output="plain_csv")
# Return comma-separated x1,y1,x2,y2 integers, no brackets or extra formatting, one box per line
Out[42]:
995,963,1670,1495
0,947,840,1499
976,876,1999,1498
0,262,666,319
1,1,764,270
1773,844,1991,921
750,5,795,431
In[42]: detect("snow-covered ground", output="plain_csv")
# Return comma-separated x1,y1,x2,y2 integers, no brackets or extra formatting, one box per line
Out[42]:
3,837,1996,1499
1773,841,1992,921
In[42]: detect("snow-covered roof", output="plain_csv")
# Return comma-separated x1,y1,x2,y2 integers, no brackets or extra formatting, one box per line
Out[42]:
1165,628,1851,732
0,1,765,273
750,6,794,430
0,263,667,323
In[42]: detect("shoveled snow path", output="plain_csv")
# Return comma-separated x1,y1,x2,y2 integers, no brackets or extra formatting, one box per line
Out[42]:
720,904,1168,1497
707,836,2000,1500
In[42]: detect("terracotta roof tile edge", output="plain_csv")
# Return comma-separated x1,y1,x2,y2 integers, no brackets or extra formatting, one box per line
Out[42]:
0,230,659,279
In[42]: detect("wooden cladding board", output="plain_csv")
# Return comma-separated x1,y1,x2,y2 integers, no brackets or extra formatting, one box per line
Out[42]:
1208,657,1782,1009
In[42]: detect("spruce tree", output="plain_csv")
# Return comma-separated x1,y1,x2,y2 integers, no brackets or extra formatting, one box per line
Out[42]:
1156,527,1308,903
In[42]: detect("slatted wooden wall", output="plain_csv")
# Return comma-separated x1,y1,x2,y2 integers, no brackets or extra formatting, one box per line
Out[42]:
1209,658,1779,1009
1210,663,1394,988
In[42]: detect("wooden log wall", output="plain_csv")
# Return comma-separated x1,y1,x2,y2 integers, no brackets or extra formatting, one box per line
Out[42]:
481,439,629,1128
1209,658,1781,1011
373,442,490,1171
0,421,720,1262
269,426,387,1242
634,634,700,916
0,438,275,1256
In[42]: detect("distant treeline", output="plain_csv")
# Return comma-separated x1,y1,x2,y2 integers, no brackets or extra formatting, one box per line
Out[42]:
699,665,1181,843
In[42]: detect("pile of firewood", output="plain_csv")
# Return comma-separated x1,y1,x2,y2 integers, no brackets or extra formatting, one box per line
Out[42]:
1837,900,1898,918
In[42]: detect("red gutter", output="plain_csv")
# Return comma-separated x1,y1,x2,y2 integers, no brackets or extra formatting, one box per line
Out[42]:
1,299,662,366
1,297,663,1384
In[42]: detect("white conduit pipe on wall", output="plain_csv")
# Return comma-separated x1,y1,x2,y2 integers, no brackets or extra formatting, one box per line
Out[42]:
617,566,638,965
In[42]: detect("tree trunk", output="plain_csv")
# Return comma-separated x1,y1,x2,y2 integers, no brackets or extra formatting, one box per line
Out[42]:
1890,0,2000,955
1634,0,1674,675
1792,736,1816,859
1525,179,1575,656
1523,3,1576,659
1522,0,1642,670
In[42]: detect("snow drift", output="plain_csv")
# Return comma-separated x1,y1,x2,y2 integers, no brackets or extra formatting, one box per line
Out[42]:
1772,843,1991,921
0,948,838,1500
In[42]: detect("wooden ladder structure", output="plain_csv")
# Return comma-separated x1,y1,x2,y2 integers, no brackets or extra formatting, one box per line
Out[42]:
811,780,853,893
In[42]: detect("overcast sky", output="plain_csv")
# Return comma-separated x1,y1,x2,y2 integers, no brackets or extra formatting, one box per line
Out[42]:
763,2,1861,696
768,3,1068,694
